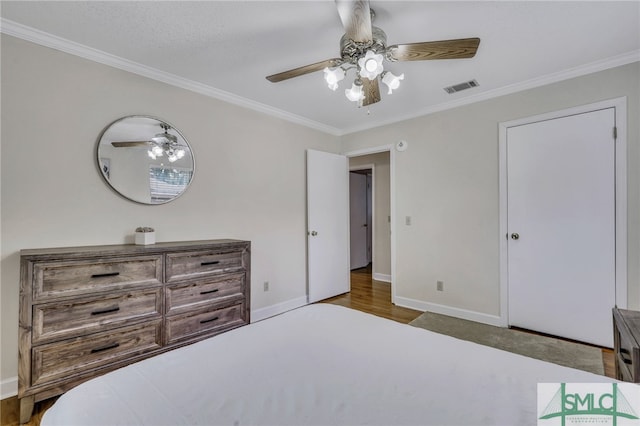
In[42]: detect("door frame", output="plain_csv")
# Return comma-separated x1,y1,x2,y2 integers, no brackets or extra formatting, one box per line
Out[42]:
344,145,396,303
498,97,627,327
350,165,374,270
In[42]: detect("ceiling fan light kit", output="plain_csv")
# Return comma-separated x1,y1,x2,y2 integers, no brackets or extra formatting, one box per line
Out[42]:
146,124,186,162
266,0,480,109
113,123,186,163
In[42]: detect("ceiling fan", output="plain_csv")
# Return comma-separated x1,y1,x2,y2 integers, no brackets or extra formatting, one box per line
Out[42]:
266,0,480,107
111,123,186,162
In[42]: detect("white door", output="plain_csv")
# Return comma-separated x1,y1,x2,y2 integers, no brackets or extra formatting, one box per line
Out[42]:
350,172,369,269
507,108,616,347
307,150,350,303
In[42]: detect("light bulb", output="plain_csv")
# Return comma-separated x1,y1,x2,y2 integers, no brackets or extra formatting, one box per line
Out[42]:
365,58,378,72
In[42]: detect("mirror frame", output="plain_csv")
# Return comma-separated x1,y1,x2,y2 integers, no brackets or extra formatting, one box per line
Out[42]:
96,115,195,205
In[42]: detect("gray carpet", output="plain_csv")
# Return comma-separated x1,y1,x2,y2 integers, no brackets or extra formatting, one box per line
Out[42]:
409,311,604,375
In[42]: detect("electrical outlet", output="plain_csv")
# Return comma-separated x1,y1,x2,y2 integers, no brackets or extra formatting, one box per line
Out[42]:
437,280,444,291
263,281,269,292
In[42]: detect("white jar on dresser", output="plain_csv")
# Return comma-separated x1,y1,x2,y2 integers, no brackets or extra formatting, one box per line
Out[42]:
18,239,250,424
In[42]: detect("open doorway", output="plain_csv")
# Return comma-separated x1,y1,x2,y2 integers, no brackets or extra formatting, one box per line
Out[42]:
349,151,391,287
320,148,420,321
349,169,372,270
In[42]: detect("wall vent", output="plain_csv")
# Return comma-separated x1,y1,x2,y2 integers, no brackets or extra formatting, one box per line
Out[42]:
444,79,479,94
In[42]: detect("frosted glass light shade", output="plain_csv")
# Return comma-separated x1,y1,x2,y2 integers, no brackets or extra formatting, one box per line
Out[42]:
358,50,384,80
323,67,345,91
345,80,365,102
382,71,405,94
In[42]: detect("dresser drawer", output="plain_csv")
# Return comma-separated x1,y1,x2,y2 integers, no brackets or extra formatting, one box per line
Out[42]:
166,250,244,283
31,320,162,387
33,256,163,300
32,288,163,344
166,272,244,315
165,303,246,345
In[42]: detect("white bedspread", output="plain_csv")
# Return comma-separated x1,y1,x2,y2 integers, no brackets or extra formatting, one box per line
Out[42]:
42,304,612,426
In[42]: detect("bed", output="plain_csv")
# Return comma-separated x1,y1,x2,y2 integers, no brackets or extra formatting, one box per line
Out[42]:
41,304,614,425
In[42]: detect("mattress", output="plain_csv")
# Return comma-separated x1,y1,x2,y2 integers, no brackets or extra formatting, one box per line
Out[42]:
41,304,613,426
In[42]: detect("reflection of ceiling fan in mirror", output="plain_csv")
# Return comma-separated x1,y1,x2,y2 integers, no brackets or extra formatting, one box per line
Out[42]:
266,0,480,107
111,123,186,162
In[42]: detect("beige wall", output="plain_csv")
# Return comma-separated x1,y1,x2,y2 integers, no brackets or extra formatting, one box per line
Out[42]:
2,31,638,398
349,152,391,279
342,62,640,321
0,35,340,393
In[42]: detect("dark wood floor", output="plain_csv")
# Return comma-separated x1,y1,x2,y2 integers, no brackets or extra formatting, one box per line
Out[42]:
1,265,615,425
322,265,423,324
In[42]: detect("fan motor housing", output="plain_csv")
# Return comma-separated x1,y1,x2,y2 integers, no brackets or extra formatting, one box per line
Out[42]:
340,26,387,64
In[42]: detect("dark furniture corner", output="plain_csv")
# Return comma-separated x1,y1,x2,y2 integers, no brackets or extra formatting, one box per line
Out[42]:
613,307,640,382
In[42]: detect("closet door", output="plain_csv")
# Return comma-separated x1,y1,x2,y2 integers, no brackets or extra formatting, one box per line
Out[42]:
507,108,616,347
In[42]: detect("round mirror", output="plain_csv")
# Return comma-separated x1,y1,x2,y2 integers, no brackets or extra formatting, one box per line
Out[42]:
97,116,195,204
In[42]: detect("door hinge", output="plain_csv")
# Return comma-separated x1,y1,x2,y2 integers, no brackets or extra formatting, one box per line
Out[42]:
613,126,618,140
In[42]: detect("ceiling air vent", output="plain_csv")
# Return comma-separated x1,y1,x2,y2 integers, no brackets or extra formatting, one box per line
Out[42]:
444,79,479,94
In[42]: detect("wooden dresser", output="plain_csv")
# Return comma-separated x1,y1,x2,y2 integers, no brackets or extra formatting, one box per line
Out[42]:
613,307,640,382
18,239,250,423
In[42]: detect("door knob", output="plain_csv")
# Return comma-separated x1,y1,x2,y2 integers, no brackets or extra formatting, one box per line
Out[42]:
511,233,520,240
309,231,318,236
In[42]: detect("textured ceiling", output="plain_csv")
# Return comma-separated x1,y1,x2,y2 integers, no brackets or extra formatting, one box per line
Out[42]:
2,1,639,135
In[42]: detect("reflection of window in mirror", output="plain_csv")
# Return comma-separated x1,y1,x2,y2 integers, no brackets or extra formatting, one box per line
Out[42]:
149,167,194,204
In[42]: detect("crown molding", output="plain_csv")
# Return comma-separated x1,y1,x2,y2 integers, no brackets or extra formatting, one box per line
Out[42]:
341,49,640,135
0,18,342,136
2,18,638,137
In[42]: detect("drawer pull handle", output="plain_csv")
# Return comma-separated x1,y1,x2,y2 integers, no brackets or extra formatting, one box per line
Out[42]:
91,306,120,316
90,343,120,354
91,272,120,278
200,289,220,295
201,261,220,266
200,316,219,324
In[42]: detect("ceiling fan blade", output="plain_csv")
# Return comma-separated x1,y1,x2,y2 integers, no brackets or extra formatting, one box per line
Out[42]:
335,0,372,43
111,141,150,148
388,38,480,61
362,78,381,106
266,58,342,83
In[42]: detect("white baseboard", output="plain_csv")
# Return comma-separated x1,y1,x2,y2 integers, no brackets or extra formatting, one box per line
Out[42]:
394,296,504,327
251,296,308,323
372,272,391,283
1,376,17,399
